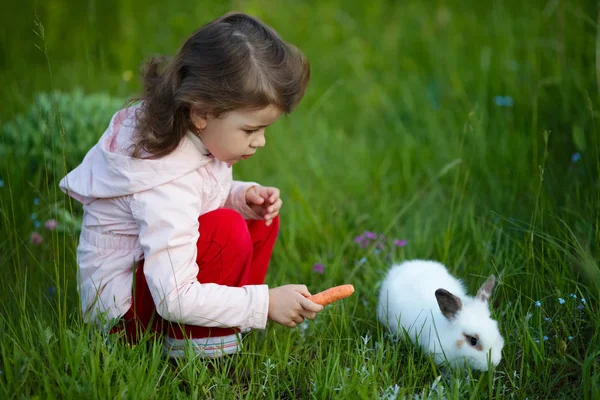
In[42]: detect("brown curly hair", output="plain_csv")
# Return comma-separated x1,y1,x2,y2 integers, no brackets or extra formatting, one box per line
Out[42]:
128,12,310,159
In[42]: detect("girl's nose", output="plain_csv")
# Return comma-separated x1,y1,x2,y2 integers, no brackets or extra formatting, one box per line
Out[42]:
251,133,266,148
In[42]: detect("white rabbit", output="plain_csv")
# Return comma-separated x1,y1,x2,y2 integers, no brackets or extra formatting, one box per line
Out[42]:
377,260,504,371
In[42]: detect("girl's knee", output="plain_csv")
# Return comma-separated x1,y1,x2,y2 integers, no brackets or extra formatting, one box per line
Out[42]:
213,209,252,250
201,208,246,230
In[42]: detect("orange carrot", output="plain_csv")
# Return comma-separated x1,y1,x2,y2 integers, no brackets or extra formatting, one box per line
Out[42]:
307,284,355,306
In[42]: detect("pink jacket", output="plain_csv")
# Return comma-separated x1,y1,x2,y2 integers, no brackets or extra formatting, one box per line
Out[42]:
59,105,270,331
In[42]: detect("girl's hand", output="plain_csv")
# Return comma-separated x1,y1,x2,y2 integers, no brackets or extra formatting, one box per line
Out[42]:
245,186,282,226
267,285,324,327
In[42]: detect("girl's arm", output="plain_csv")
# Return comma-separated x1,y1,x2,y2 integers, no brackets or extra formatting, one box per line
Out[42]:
131,175,269,330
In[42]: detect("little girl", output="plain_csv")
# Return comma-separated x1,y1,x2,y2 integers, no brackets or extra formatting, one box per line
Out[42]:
59,12,323,359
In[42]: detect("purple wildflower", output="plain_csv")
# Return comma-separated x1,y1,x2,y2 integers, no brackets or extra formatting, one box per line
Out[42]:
354,235,366,244
393,239,407,247
30,232,43,245
44,219,57,231
313,263,325,274
364,231,377,240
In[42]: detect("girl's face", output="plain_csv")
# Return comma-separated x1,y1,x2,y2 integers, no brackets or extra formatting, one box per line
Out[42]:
192,105,282,165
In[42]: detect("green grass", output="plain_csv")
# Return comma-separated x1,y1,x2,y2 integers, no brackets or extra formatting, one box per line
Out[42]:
1,0,600,398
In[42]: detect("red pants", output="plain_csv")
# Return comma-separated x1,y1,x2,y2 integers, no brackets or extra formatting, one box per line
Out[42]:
115,208,279,343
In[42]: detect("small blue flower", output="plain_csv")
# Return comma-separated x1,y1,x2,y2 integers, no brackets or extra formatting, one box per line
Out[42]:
571,152,581,163
358,257,367,265
374,249,381,255
494,95,514,107
33,197,40,206
0,179,4,188
34,221,41,229
544,317,551,321
569,293,577,299
581,298,586,304
558,298,565,305
535,301,541,307
30,213,37,221
543,336,548,341
568,336,573,341
577,304,584,310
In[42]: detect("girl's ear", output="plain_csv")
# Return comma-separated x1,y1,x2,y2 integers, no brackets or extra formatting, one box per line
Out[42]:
190,105,208,132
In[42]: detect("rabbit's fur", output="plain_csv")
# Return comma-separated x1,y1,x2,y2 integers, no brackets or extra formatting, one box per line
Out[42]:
377,260,504,371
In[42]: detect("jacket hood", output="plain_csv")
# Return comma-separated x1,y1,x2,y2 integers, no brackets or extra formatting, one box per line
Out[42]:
59,105,212,205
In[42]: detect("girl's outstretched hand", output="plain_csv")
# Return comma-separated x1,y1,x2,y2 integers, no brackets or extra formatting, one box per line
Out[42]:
245,186,282,226
268,284,324,328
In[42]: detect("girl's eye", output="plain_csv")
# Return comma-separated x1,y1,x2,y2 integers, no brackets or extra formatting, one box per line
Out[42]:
244,129,259,134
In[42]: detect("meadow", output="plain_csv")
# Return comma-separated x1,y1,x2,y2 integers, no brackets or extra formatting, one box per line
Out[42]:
0,0,599,398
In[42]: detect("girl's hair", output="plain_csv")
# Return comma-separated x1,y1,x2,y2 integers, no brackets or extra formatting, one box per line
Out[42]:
129,12,310,159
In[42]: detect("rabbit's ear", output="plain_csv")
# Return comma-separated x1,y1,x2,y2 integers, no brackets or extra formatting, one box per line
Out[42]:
476,275,496,303
435,289,463,320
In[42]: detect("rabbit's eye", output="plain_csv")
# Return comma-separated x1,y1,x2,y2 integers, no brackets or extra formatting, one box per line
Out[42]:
465,335,478,347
